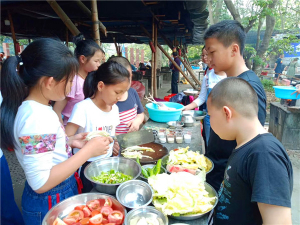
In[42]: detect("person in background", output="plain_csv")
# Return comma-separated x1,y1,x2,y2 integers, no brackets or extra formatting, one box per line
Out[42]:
207,77,292,225
170,52,181,94
131,63,137,71
65,61,130,193
184,46,226,145
1,38,112,225
292,84,300,97
204,20,267,192
274,53,285,80
286,58,299,80
54,34,104,125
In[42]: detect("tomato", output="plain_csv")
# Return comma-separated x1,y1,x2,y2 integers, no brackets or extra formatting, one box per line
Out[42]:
63,217,77,225
82,206,92,218
89,213,103,225
53,218,67,225
80,218,90,225
87,200,101,211
98,198,112,208
101,218,109,224
91,210,100,217
67,210,84,221
101,206,113,217
75,205,86,211
106,223,116,225
174,148,179,151
108,211,123,225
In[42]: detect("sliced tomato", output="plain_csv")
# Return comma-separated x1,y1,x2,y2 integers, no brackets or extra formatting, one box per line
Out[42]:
173,148,179,151
91,210,100,217
101,206,113,217
80,218,90,225
53,218,67,225
82,206,92,218
89,213,103,225
67,210,84,221
97,198,112,208
108,211,123,225
101,218,109,224
87,200,101,211
75,205,86,211
106,223,116,225
63,217,77,225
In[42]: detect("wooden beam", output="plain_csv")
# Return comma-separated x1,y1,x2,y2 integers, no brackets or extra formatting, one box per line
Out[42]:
47,0,80,36
91,0,100,46
74,0,107,36
151,17,155,96
7,11,18,56
178,55,201,86
154,19,158,97
158,31,173,49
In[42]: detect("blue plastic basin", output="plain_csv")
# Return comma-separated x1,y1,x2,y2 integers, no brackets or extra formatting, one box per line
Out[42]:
145,102,184,123
273,86,300,100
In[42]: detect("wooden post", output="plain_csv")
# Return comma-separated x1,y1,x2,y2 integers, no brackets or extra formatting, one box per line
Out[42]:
65,26,69,47
7,11,18,56
125,47,128,59
141,49,144,63
141,25,196,89
74,0,107,36
91,0,100,46
47,0,80,36
136,49,140,66
151,17,155,96
153,21,158,97
113,37,119,55
130,48,134,64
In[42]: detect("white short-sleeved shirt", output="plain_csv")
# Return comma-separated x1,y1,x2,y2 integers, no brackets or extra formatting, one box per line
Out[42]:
13,101,71,191
68,98,120,162
193,69,227,107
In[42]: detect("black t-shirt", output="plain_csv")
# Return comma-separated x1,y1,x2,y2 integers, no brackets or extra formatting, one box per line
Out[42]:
206,70,267,191
214,133,293,225
275,57,284,73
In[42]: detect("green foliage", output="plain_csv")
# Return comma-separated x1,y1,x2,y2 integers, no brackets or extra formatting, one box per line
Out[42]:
261,79,275,92
186,45,203,61
244,45,257,60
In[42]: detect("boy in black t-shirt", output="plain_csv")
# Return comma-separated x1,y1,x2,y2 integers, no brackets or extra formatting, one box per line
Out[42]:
203,20,267,191
207,77,293,225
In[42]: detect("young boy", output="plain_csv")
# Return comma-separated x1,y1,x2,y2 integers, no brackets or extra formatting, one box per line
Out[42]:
207,77,293,225
203,20,267,191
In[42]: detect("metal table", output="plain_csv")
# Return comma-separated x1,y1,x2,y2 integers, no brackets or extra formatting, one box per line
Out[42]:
91,120,208,224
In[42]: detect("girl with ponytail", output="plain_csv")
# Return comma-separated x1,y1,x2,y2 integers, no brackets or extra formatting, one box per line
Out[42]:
53,34,105,126
65,61,130,192
1,38,112,224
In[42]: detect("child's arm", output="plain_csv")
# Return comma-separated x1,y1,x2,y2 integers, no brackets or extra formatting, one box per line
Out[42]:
65,122,80,136
53,99,68,124
35,136,113,194
258,203,292,225
184,76,207,111
127,112,144,132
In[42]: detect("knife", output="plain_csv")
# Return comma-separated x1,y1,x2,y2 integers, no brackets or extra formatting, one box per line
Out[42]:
116,129,154,149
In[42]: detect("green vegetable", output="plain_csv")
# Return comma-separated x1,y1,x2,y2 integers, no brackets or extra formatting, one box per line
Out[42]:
153,159,162,175
141,167,149,178
148,167,154,177
136,158,141,165
91,169,132,184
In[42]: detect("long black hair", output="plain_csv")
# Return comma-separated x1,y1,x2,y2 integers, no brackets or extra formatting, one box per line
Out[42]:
84,61,130,99
1,38,78,150
73,34,104,60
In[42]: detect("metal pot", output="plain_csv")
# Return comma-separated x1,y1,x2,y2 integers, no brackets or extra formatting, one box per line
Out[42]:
181,114,194,127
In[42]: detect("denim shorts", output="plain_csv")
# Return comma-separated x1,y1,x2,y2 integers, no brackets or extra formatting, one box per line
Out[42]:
22,175,78,225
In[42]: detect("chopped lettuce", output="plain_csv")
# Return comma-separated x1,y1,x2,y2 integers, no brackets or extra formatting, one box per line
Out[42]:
85,131,110,140
148,172,216,216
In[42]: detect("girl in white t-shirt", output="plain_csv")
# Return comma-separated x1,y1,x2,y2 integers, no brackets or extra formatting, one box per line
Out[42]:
0,39,113,225
53,34,105,126
184,47,227,145
66,61,130,192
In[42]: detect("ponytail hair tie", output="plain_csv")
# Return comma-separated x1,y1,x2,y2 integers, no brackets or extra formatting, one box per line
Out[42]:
17,55,23,64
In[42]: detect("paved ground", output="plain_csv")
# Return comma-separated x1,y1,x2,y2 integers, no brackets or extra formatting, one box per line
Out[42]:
4,80,300,224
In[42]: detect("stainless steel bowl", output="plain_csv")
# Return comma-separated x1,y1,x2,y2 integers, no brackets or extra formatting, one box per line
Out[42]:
42,193,127,225
194,110,207,121
84,157,141,194
139,164,167,182
125,206,168,225
161,154,214,174
169,182,218,220
167,121,184,128
116,180,153,209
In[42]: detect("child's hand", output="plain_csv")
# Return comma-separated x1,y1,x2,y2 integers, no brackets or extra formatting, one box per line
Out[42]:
291,84,300,98
68,132,88,149
127,119,141,132
113,140,120,156
84,136,113,158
